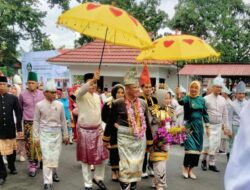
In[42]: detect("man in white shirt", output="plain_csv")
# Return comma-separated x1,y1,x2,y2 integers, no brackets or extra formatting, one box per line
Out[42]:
201,75,229,172
224,99,250,190
228,81,248,157
76,70,108,190
220,85,233,160
33,79,69,190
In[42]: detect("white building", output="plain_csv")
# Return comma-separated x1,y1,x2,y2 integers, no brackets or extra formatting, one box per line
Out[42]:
48,40,187,90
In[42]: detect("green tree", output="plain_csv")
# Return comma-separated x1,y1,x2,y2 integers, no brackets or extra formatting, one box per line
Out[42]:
74,0,168,47
47,0,72,10
168,0,250,63
32,35,55,51
0,0,46,69
74,35,93,47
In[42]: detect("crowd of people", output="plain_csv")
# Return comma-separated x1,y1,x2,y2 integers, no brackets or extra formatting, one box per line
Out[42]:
0,66,249,190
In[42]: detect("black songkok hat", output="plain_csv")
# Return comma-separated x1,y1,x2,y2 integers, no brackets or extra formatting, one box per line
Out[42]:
84,73,94,82
0,76,7,83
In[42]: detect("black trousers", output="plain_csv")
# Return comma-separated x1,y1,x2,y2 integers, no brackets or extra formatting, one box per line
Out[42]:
110,148,119,172
0,151,16,179
142,152,153,173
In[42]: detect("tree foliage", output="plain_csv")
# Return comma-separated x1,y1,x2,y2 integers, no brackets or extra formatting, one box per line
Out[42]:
0,0,46,68
47,0,85,10
32,35,55,51
168,0,250,63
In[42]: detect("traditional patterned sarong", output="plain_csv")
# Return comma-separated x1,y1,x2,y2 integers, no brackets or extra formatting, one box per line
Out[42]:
77,124,108,165
16,122,26,157
40,127,62,168
203,124,222,155
118,125,146,183
0,139,17,156
24,120,41,161
153,160,167,188
16,139,26,157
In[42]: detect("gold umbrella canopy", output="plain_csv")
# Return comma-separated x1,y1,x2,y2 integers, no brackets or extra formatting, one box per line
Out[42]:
136,34,220,61
136,34,220,86
57,2,153,50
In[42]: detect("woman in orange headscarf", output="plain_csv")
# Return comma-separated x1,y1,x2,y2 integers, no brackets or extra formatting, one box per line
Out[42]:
176,81,209,180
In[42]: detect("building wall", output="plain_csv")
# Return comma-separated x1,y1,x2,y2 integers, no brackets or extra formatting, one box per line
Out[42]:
158,67,188,90
68,63,187,90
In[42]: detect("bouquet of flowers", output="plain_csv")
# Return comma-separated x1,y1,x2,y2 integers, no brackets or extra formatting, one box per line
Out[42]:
153,127,173,152
168,126,187,144
153,124,187,151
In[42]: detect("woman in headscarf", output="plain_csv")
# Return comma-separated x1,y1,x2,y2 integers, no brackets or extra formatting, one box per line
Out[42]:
150,89,176,190
101,84,125,181
9,84,26,162
176,81,209,179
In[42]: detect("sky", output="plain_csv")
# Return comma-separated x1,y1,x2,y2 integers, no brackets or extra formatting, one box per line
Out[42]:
19,0,250,52
18,0,178,52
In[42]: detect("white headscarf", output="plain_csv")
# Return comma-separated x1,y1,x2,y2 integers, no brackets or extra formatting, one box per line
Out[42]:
224,100,250,190
155,89,171,108
13,74,22,85
13,84,21,97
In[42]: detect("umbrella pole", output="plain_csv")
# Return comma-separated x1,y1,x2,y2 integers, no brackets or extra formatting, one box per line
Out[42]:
177,61,180,86
98,28,108,69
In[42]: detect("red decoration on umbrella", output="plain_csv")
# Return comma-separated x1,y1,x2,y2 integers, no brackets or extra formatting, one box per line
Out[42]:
86,3,100,11
164,40,174,48
109,7,123,17
183,39,194,45
129,16,138,26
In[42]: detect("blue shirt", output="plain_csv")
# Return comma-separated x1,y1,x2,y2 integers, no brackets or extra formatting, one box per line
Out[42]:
59,98,70,122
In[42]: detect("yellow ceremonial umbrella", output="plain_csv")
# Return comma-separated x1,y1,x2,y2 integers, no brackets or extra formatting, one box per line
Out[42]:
136,34,220,85
57,2,153,68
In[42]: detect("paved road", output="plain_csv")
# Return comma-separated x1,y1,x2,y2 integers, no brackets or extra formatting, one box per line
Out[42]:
2,145,227,190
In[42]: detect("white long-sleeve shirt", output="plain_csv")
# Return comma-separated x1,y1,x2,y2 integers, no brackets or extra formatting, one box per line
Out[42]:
224,100,250,190
232,99,248,126
226,98,234,131
76,82,102,126
205,93,229,129
33,99,68,140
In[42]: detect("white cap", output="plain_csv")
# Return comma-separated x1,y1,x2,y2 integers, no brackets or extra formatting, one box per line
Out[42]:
212,75,224,87
44,79,57,92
